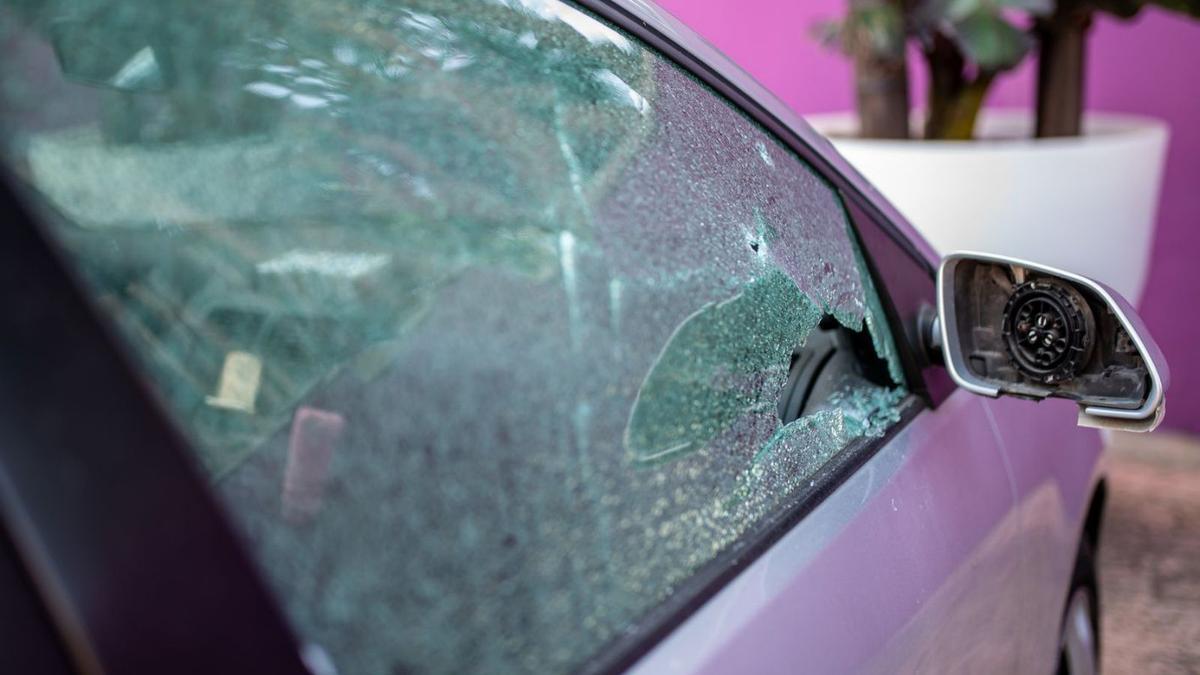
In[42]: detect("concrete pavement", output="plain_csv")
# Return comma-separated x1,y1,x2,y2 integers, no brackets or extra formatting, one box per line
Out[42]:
1101,431,1200,674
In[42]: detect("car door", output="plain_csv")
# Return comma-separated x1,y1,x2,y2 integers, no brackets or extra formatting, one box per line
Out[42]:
0,0,1027,673
629,392,1026,674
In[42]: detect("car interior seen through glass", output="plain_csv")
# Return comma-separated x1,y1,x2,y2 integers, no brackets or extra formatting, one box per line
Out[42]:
0,0,910,672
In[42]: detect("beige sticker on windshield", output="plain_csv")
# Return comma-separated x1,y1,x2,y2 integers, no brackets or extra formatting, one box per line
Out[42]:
205,350,262,414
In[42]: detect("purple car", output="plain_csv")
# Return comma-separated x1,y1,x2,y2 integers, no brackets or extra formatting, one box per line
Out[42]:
0,1,1168,674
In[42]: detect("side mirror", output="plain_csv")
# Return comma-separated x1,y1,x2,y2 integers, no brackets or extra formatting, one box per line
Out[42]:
937,252,1168,432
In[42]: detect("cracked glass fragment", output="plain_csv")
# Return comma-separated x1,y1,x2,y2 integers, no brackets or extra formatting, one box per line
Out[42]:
625,268,822,463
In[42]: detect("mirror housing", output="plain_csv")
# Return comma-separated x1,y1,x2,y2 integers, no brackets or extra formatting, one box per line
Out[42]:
937,252,1168,432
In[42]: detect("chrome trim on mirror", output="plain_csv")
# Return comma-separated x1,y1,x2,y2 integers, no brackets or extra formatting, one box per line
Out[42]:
937,251,1168,432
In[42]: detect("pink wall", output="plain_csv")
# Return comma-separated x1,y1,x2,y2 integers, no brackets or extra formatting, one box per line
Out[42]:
656,0,1200,433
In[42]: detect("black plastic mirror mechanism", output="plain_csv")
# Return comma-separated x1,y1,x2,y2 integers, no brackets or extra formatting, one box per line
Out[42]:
937,252,1168,432
1001,278,1095,384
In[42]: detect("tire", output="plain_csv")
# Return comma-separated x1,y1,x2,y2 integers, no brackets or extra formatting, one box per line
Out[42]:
1056,538,1101,675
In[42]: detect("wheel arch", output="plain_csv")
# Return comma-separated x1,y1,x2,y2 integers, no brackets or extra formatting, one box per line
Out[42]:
1083,478,1108,552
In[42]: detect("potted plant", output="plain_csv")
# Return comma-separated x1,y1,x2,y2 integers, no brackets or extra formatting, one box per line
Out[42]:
807,0,1197,303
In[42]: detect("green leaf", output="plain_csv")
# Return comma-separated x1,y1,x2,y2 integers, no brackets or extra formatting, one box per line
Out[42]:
950,10,1033,71
918,0,1051,25
836,3,907,58
995,0,1054,15
810,6,906,59
809,18,844,49
944,0,984,22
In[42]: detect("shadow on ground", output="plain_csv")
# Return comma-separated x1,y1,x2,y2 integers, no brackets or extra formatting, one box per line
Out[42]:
1101,431,1200,674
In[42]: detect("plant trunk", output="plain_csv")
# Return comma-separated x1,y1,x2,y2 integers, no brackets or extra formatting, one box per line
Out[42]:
1036,12,1091,138
947,73,995,140
925,33,963,139
924,34,995,140
851,1,910,139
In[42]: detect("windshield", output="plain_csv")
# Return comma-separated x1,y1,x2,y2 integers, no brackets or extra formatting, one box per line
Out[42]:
0,1,908,673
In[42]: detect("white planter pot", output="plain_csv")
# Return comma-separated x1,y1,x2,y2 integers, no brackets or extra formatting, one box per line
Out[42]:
806,110,1169,304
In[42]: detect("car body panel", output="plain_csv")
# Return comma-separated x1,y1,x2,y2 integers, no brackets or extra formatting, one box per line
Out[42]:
629,391,1101,674
630,391,1031,673
987,395,1105,673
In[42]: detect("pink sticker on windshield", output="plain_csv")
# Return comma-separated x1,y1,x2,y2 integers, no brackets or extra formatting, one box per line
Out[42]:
282,406,345,524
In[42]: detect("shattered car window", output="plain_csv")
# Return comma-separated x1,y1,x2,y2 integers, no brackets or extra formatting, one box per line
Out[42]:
0,0,909,673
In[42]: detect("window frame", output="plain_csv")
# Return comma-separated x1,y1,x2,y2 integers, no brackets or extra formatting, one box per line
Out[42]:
0,2,956,674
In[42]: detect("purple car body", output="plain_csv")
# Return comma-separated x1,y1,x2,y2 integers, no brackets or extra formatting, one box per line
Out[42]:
634,395,1101,673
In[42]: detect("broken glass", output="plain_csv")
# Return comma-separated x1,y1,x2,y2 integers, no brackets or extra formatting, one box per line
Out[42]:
0,0,910,673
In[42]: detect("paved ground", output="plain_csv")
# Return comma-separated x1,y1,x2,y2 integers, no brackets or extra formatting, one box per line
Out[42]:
1101,431,1200,674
